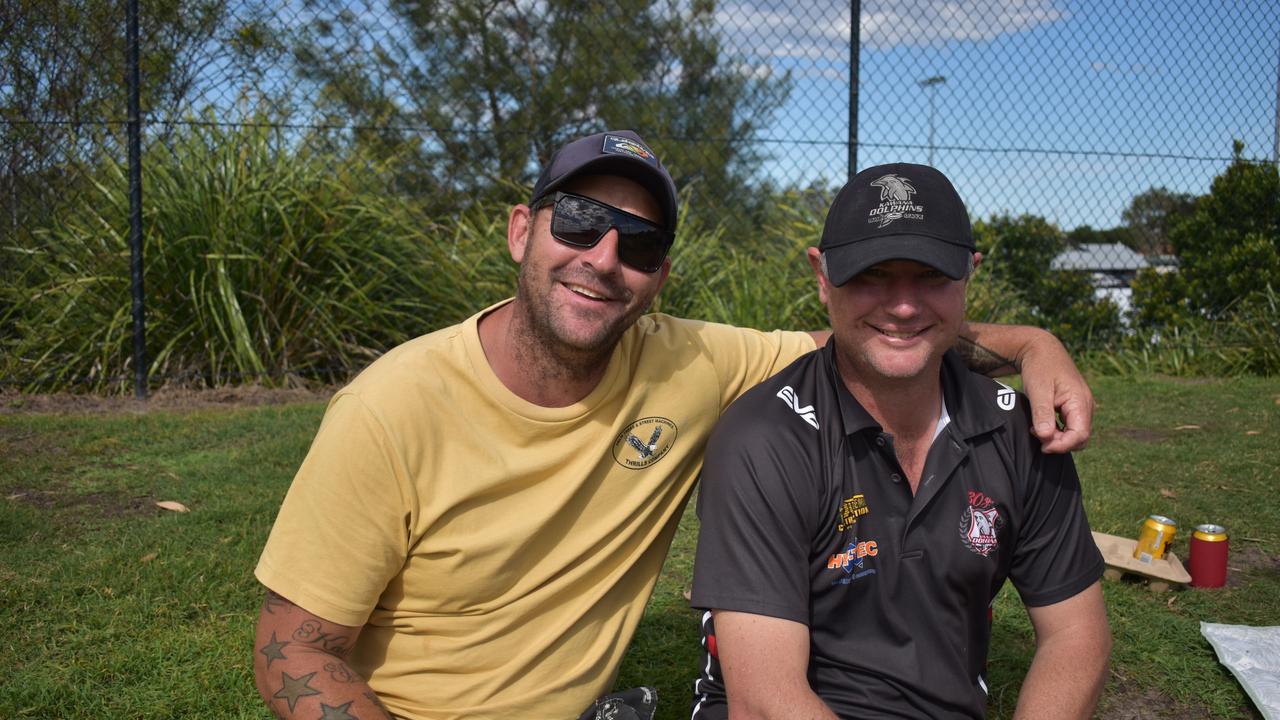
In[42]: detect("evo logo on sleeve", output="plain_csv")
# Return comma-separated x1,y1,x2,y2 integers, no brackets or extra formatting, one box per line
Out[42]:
777,386,818,429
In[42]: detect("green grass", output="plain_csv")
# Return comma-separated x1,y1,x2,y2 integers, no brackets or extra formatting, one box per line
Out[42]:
2,376,1278,718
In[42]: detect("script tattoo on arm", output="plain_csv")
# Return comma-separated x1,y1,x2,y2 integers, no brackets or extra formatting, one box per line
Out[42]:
325,661,359,684
954,336,1017,376
294,619,352,657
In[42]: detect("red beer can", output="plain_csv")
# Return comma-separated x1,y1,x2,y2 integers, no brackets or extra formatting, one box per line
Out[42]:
1189,524,1229,588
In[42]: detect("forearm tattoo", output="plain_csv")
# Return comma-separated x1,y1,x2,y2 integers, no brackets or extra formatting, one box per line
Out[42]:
273,671,321,712
264,589,288,615
955,336,1017,375
260,631,290,668
293,619,352,657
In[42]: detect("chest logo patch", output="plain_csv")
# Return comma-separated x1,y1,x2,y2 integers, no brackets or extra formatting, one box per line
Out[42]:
959,490,1004,557
836,494,869,531
612,417,678,469
828,537,879,584
995,381,1017,411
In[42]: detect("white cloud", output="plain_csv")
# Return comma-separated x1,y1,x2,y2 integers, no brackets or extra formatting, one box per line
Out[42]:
713,0,1065,62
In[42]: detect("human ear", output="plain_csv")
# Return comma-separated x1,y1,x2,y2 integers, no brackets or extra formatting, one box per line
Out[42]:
508,204,533,263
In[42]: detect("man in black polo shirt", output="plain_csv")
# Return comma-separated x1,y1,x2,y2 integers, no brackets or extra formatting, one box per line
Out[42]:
689,163,1110,719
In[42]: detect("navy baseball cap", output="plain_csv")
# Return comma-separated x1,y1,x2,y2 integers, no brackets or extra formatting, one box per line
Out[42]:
819,163,975,285
530,130,678,233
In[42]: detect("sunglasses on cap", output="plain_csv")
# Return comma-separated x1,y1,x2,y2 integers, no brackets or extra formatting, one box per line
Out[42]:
531,192,673,273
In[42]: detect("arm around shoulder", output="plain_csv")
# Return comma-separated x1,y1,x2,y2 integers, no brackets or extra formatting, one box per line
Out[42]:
1014,581,1111,720
958,322,1094,454
253,587,394,719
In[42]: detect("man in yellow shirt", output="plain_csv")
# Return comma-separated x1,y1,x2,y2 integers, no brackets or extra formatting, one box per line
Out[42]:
252,130,1094,719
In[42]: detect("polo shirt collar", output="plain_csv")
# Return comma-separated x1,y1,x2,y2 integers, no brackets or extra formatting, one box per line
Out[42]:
822,339,1010,441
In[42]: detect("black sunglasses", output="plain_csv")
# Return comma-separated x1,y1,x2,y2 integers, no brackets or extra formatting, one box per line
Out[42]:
532,192,673,273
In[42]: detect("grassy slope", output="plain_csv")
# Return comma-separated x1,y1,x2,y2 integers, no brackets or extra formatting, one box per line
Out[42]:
1,376,1277,718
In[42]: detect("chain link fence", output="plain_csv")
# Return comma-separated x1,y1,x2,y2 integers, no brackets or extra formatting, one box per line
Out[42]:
3,0,1279,390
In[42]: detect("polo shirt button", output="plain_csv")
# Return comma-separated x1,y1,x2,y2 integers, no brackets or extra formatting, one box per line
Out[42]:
891,473,901,483
875,436,886,447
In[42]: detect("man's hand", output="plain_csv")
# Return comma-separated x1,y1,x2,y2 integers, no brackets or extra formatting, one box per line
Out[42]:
1015,331,1095,453
956,324,1094,453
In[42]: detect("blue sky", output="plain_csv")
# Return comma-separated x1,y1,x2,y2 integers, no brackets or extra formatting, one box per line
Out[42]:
718,0,1280,230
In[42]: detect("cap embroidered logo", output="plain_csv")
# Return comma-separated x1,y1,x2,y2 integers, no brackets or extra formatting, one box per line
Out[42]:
867,174,924,228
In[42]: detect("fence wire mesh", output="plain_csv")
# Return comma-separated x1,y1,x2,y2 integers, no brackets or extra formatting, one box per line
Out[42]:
3,0,1279,389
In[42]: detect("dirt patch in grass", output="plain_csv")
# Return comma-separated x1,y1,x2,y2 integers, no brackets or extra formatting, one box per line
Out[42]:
1109,427,1172,444
1227,543,1280,584
0,384,335,415
1098,675,1258,720
5,485,160,522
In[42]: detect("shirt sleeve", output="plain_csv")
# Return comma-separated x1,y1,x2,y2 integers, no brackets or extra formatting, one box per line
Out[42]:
1007,450,1105,607
255,392,413,626
685,321,817,411
690,402,819,625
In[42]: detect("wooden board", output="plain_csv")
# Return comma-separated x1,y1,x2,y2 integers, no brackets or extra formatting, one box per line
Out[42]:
1093,531,1191,588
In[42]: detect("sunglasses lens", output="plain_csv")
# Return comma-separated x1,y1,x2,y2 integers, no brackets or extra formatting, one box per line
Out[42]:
551,195,608,247
617,225,670,273
550,194,671,272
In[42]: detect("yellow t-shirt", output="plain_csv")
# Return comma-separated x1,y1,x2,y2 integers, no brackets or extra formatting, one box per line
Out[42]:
255,300,814,719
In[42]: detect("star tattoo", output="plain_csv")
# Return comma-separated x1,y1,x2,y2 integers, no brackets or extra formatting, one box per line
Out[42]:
318,701,359,720
259,631,290,668
273,671,321,712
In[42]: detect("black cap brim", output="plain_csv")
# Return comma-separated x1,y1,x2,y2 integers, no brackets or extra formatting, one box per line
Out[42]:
823,234,972,286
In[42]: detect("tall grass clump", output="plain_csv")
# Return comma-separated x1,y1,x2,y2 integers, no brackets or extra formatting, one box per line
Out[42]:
1,120,517,391
1082,285,1280,377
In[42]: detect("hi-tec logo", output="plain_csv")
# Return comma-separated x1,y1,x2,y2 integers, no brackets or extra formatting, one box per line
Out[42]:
776,386,818,429
995,381,1017,411
612,417,678,469
868,174,925,228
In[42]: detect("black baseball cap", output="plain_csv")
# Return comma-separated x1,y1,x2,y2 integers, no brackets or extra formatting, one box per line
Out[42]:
530,130,678,233
819,163,975,285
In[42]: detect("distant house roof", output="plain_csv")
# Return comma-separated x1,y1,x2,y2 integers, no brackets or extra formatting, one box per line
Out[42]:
1051,243,1149,272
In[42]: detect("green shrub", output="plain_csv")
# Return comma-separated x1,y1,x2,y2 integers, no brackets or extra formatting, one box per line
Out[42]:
1157,142,1280,319
1,119,516,390
974,213,1123,349
1084,285,1280,377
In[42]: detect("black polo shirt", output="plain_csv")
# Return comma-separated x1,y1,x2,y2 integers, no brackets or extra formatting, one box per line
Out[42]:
689,341,1103,719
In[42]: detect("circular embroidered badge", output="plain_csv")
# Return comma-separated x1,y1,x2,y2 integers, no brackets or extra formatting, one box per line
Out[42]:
612,417,678,469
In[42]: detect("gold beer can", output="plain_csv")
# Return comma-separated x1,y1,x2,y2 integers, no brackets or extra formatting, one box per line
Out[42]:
1133,514,1177,563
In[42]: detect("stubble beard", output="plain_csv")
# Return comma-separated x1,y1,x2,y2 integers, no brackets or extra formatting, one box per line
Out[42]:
511,262,648,380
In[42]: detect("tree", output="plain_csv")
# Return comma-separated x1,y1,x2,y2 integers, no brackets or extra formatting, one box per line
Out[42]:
1066,224,1133,249
284,0,790,213
1166,142,1279,317
0,0,250,225
974,214,1122,349
1121,186,1196,256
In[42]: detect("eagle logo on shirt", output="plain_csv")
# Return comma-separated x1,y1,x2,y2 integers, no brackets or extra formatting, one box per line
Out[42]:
612,417,678,469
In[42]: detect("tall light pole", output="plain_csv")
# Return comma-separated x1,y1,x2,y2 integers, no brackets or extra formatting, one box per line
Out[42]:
918,75,946,166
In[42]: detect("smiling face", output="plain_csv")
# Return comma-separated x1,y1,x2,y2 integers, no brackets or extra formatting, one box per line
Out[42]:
508,174,672,366
807,249,969,386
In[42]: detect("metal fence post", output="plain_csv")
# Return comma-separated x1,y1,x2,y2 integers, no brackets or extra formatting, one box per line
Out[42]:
848,0,860,181
126,0,148,399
